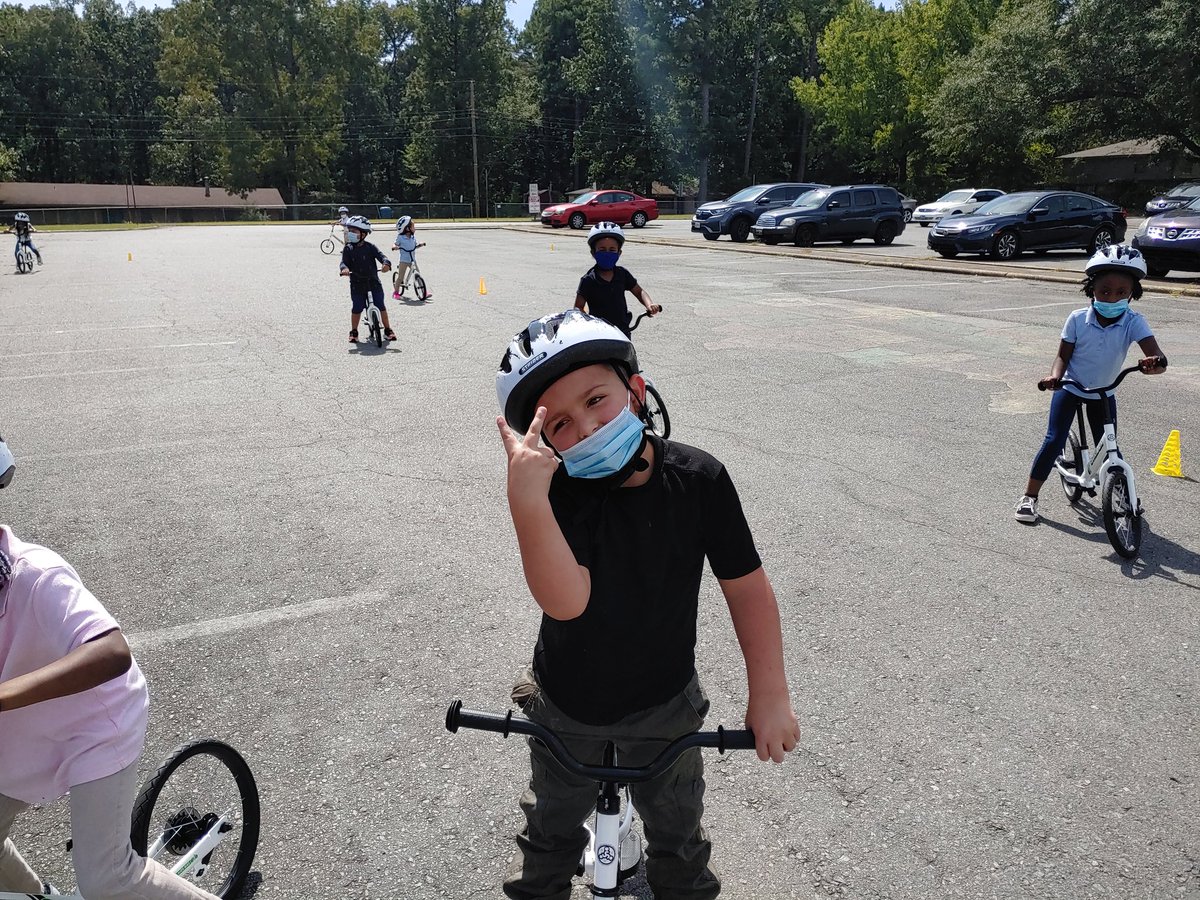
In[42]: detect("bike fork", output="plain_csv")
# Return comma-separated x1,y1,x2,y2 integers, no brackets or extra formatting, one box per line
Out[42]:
589,781,622,896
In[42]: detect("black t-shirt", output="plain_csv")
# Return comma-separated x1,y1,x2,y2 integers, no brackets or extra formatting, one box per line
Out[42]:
340,240,388,285
577,266,638,336
534,434,762,725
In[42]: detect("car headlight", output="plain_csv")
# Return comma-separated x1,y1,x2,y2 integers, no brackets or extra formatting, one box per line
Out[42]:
781,217,796,227
964,224,993,234
1134,219,1150,237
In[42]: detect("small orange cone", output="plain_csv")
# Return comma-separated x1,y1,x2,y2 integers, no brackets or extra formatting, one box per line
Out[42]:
550,243,555,251
479,277,488,296
127,252,132,261
1152,430,1183,478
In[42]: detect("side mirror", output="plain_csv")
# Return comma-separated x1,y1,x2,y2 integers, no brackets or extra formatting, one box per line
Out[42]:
588,199,599,205
757,197,770,204
1029,206,1049,217
827,200,840,209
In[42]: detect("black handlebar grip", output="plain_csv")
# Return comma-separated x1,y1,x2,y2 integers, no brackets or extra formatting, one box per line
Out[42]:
445,701,515,737
716,726,757,752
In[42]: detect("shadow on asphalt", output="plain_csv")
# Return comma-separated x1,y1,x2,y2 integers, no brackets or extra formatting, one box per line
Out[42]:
348,343,401,356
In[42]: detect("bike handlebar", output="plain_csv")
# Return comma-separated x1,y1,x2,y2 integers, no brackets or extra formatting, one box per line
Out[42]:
1038,358,1166,394
446,700,755,784
629,305,664,332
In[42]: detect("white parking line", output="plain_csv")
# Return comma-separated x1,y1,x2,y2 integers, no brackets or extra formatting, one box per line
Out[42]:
815,281,969,294
0,323,164,338
129,591,386,652
0,340,236,360
988,300,1082,312
0,361,228,381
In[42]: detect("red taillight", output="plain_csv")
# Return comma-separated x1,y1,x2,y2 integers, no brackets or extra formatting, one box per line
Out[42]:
1120,207,1128,217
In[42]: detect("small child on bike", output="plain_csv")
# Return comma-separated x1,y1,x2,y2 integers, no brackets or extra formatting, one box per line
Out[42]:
574,221,659,336
390,216,428,301
494,310,800,900
338,215,395,343
1015,244,1167,524
0,435,221,900
5,212,42,269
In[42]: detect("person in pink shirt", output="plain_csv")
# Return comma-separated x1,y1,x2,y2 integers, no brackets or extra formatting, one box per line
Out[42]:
0,435,219,899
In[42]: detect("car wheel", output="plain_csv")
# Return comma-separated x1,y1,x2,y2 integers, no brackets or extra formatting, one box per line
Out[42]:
920,222,930,227
873,221,897,246
1089,225,1116,253
936,249,958,259
728,217,751,243
701,232,719,241
1147,264,1170,277
903,209,913,222
793,225,816,247
991,230,1021,260
630,211,648,228
568,212,586,230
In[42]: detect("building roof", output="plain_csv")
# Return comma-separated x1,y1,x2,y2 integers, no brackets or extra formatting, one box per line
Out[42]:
0,182,285,208
1058,138,1169,160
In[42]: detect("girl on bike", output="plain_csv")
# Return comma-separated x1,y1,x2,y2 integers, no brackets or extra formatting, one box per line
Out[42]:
390,216,428,301
0,435,220,899
339,215,395,343
574,222,659,337
5,213,42,269
1014,245,1167,524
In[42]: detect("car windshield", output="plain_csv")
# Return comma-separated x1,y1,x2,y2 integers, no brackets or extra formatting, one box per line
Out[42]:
974,194,1038,216
789,189,830,209
725,185,770,202
1184,195,1200,211
1165,184,1200,197
571,192,598,204
936,190,975,203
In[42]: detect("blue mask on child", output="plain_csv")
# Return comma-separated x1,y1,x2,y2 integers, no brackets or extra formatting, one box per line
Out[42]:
347,232,361,244
559,405,646,479
594,250,621,271
1093,298,1129,318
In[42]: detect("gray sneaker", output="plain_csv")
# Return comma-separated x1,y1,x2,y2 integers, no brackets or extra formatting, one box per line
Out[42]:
1014,495,1039,524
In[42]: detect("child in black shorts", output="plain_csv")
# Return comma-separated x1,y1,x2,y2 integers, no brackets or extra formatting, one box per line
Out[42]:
338,216,394,344
574,221,660,336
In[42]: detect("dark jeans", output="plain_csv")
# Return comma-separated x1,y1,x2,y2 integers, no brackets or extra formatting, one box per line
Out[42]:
349,279,385,314
1030,389,1117,482
503,667,720,900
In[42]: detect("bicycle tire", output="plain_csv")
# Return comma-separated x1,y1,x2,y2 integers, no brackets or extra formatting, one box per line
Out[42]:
1059,430,1083,504
1102,469,1141,559
643,382,671,440
320,239,335,255
371,308,383,348
130,739,260,900
415,273,428,301
17,250,29,274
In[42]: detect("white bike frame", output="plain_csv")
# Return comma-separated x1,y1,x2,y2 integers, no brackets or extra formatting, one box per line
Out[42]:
1053,410,1140,513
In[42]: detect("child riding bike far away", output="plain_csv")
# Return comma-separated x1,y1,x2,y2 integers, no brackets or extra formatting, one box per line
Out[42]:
574,222,659,337
0,435,221,900
494,310,800,900
1014,244,1167,524
5,212,42,269
390,216,429,301
339,215,395,344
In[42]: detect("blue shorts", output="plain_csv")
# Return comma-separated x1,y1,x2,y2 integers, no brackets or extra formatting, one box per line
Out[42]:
350,280,385,314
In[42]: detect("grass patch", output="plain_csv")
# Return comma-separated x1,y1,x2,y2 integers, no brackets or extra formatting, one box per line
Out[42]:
40,222,162,232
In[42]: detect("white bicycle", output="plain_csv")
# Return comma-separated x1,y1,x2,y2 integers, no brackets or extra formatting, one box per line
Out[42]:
392,248,429,301
0,740,260,900
14,242,35,274
446,700,754,896
1044,359,1165,558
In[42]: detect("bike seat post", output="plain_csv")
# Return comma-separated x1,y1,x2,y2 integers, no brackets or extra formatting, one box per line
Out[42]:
591,741,623,894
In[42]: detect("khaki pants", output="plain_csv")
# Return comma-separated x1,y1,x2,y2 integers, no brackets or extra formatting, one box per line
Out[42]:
0,762,219,900
392,262,411,292
503,667,721,900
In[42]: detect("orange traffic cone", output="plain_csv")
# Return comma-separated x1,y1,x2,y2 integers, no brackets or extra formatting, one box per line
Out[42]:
479,278,488,296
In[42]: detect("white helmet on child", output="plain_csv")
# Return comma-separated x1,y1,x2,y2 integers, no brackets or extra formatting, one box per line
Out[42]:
1085,244,1146,280
13,212,29,223
0,433,14,489
345,215,372,233
587,221,625,250
337,206,349,214
497,310,639,434
395,215,413,232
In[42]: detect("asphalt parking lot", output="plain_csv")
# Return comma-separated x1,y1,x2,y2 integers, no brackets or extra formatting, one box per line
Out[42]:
3,224,1198,900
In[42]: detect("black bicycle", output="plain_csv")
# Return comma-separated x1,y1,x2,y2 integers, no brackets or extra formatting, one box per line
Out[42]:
629,309,670,439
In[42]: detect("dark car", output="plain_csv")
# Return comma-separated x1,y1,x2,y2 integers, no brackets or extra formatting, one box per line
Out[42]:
898,192,919,223
1144,183,1200,217
751,185,907,246
926,190,1125,260
1132,195,1200,276
540,190,659,229
691,182,828,242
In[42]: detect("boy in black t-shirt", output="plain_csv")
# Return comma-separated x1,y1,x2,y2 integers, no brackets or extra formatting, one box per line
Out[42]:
494,310,799,900
574,221,660,336
338,215,394,343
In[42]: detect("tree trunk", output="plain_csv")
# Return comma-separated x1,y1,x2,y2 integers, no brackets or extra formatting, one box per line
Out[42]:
698,81,711,203
743,9,763,179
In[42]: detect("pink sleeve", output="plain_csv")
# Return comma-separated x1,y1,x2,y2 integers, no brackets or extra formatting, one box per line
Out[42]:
31,567,121,656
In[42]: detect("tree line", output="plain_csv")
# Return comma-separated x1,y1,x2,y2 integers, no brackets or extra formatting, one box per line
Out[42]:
1,0,1194,209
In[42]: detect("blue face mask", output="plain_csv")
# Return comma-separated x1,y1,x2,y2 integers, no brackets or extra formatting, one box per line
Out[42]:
1093,298,1129,318
347,232,361,244
594,250,621,270
559,404,646,479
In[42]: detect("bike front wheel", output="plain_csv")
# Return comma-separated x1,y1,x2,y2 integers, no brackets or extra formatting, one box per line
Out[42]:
414,273,428,301
643,382,671,439
1101,469,1142,559
1059,430,1083,504
320,239,335,255
370,308,383,348
131,739,260,900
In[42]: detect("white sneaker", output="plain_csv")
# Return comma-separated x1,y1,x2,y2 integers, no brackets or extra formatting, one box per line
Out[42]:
1014,495,1039,524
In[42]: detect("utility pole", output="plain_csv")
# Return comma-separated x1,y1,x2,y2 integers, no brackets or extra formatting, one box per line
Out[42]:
469,80,480,218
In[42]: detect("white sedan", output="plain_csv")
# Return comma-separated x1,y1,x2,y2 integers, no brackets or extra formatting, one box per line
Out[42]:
912,188,1006,226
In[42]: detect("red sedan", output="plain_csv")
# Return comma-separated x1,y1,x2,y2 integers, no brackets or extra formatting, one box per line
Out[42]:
540,190,660,230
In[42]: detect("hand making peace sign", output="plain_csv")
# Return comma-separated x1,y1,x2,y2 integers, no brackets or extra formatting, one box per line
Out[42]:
497,406,559,499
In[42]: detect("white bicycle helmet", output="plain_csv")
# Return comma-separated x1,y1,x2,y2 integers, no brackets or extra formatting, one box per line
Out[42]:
497,310,639,433
1085,244,1146,279
337,206,349,214
587,221,625,250
345,215,372,233
0,434,14,489
395,215,413,232
13,212,29,223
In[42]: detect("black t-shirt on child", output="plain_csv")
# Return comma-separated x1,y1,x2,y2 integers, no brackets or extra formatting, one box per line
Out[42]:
340,240,389,285
534,434,762,725
577,266,638,336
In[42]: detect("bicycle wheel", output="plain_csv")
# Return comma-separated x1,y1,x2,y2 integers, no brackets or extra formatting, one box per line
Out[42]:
370,308,383,348
17,250,29,273
320,239,335,255
130,739,260,900
1059,430,1083,504
1102,469,1142,559
642,382,671,439
414,273,428,301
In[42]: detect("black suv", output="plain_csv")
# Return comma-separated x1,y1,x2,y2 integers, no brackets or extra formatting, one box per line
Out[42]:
751,185,907,246
691,182,828,243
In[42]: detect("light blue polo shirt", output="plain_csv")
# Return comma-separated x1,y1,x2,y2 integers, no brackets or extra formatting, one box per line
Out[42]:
1061,305,1153,399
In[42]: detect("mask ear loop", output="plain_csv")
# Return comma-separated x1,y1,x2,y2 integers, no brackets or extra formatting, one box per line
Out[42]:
613,365,648,423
